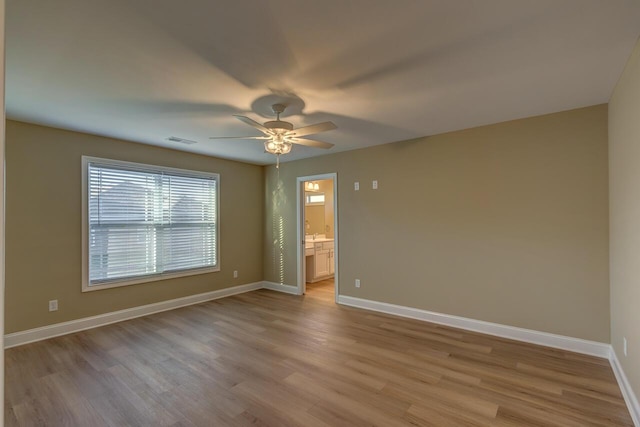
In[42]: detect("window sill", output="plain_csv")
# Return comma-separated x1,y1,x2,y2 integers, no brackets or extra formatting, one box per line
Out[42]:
81,266,220,292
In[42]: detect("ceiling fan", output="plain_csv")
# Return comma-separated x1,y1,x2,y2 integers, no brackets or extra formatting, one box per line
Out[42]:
210,103,336,167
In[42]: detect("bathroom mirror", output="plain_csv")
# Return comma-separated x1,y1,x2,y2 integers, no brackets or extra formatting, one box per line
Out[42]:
303,179,334,238
305,202,325,235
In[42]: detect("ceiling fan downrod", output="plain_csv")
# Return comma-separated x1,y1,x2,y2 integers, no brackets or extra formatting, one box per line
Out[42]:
272,103,286,120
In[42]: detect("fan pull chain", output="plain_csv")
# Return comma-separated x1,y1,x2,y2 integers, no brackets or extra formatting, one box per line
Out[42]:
276,154,281,169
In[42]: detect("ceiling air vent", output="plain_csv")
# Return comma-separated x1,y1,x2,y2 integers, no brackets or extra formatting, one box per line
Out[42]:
166,136,197,145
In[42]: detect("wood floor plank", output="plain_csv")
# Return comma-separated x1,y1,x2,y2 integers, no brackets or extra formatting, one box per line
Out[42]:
5,279,633,426
284,371,411,427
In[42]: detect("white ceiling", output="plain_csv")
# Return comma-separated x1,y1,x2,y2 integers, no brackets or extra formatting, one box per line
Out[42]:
7,0,640,165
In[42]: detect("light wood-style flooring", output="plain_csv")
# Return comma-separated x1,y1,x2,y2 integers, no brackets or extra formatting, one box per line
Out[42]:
305,277,336,302
5,280,633,426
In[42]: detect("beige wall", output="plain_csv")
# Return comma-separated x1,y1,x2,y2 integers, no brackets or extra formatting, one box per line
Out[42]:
6,120,264,333
5,103,612,345
264,105,610,342
609,37,640,397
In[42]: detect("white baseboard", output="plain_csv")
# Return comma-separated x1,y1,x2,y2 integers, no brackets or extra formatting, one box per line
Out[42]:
262,281,300,295
4,281,263,349
610,348,640,426
337,295,611,358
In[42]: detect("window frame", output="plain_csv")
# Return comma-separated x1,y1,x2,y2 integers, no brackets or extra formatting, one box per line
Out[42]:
81,156,220,292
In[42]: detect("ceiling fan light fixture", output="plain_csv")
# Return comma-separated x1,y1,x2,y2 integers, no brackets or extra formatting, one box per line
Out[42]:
264,140,292,155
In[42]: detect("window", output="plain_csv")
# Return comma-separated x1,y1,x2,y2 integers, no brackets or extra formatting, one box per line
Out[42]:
82,157,219,291
305,192,325,205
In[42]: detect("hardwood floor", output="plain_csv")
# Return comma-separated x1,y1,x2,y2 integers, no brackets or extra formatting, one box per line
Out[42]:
5,281,632,426
305,278,335,302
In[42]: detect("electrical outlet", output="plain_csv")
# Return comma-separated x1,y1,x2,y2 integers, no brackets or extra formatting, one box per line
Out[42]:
49,300,58,312
355,279,361,288
372,180,378,189
354,182,360,191
624,337,628,356
233,270,238,278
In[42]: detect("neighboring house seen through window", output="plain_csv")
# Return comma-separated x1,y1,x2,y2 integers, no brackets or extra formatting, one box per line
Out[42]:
82,157,219,291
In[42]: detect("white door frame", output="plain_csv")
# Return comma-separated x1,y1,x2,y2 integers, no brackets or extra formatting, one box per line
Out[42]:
296,173,338,302
1,0,7,424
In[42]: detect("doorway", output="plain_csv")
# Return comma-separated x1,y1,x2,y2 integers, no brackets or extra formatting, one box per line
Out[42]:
297,173,338,302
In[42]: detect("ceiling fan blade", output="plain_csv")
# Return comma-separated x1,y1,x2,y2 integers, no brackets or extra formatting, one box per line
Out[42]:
234,115,269,134
209,136,269,140
290,137,334,149
289,121,337,137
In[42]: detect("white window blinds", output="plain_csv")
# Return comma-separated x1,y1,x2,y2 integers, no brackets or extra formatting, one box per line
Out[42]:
86,160,218,287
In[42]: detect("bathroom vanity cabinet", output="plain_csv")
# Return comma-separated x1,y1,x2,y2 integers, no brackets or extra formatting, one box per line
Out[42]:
305,240,335,282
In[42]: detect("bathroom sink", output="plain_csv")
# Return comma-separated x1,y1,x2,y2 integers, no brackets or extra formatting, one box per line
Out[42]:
304,235,333,248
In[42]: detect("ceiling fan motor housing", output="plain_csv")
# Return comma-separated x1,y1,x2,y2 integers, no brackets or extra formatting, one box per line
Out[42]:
265,103,294,132
264,120,294,131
